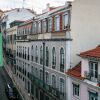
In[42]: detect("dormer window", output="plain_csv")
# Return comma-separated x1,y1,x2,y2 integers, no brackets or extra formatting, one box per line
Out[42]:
42,20,47,33
33,22,37,33
89,61,98,82
63,13,68,29
48,17,52,32
55,15,60,31
38,21,41,33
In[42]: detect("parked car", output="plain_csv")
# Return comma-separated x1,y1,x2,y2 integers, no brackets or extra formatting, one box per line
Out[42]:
5,84,19,100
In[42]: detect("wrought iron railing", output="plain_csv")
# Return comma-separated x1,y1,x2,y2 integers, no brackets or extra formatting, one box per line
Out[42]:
28,73,64,100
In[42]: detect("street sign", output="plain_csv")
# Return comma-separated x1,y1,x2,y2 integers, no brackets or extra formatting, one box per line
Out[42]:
0,33,3,67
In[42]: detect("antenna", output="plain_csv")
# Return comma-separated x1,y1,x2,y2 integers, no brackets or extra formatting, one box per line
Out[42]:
22,0,25,8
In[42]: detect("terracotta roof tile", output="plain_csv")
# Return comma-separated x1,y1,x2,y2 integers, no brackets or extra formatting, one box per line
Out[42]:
80,46,100,58
66,62,84,80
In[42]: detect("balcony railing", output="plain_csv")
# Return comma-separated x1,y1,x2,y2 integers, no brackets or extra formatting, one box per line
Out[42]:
28,73,64,100
60,64,64,72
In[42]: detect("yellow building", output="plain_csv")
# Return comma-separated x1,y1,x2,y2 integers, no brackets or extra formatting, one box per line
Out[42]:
6,20,24,73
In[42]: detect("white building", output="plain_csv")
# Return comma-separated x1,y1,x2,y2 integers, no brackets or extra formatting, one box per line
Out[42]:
16,3,71,100
1,8,36,58
4,8,36,28
67,46,100,100
70,0,100,67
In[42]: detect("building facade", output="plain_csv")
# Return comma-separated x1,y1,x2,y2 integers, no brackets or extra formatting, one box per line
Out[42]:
6,26,17,72
16,2,72,100
70,0,100,67
1,8,36,60
67,46,100,100
6,20,24,73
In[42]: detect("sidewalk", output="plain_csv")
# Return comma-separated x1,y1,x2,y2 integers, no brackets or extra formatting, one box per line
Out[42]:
4,59,32,100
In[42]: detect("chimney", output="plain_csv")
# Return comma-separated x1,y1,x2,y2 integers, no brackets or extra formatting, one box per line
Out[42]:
65,0,74,6
47,3,50,9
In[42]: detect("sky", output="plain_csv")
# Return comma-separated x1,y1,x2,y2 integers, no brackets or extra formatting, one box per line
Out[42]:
0,0,68,14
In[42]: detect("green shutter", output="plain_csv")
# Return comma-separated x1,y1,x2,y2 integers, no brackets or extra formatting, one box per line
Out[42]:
0,33,3,67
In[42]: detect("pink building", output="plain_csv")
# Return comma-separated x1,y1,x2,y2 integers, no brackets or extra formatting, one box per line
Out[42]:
67,45,100,100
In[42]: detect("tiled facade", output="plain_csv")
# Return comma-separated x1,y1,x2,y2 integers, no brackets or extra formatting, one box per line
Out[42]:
16,3,72,100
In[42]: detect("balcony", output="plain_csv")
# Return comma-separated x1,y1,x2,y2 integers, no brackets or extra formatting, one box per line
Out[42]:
52,65,56,69
28,73,64,100
60,64,64,72
84,71,98,83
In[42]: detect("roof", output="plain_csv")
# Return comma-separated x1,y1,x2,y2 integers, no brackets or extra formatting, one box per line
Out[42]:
66,62,84,80
10,20,25,24
18,19,33,27
4,8,35,14
80,46,100,58
35,5,63,17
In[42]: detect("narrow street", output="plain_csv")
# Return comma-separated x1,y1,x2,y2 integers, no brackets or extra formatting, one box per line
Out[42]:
0,67,22,100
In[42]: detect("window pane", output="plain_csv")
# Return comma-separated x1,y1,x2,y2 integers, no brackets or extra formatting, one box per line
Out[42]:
52,47,56,69
60,48,64,72
73,84,79,96
55,16,60,31
48,18,52,32
60,78,64,93
63,14,68,27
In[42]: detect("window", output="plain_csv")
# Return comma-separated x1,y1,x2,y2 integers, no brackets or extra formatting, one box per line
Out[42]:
17,46,18,56
31,84,34,95
60,48,64,72
89,61,98,82
38,21,41,33
40,70,43,80
33,22,37,33
25,47,26,59
22,28,24,35
60,78,64,93
89,91,98,100
73,84,79,97
48,17,52,32
36,88,39,99
52,75,56,88
35,46,38,63
19,47,22,57
25,28,27,34
31,66,34,74
55,16,60,31
35,68,38,78
45,72,49,84
63,14,68,29
27,47,30,60
40,46,43,64
31,46,33,61
29,27,31,34
46,47,49,66
52,47,56,69
23,47,24,58
43,20,47,32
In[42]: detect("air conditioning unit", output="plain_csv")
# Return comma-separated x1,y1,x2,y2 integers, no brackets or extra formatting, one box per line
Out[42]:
84,71,91,80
